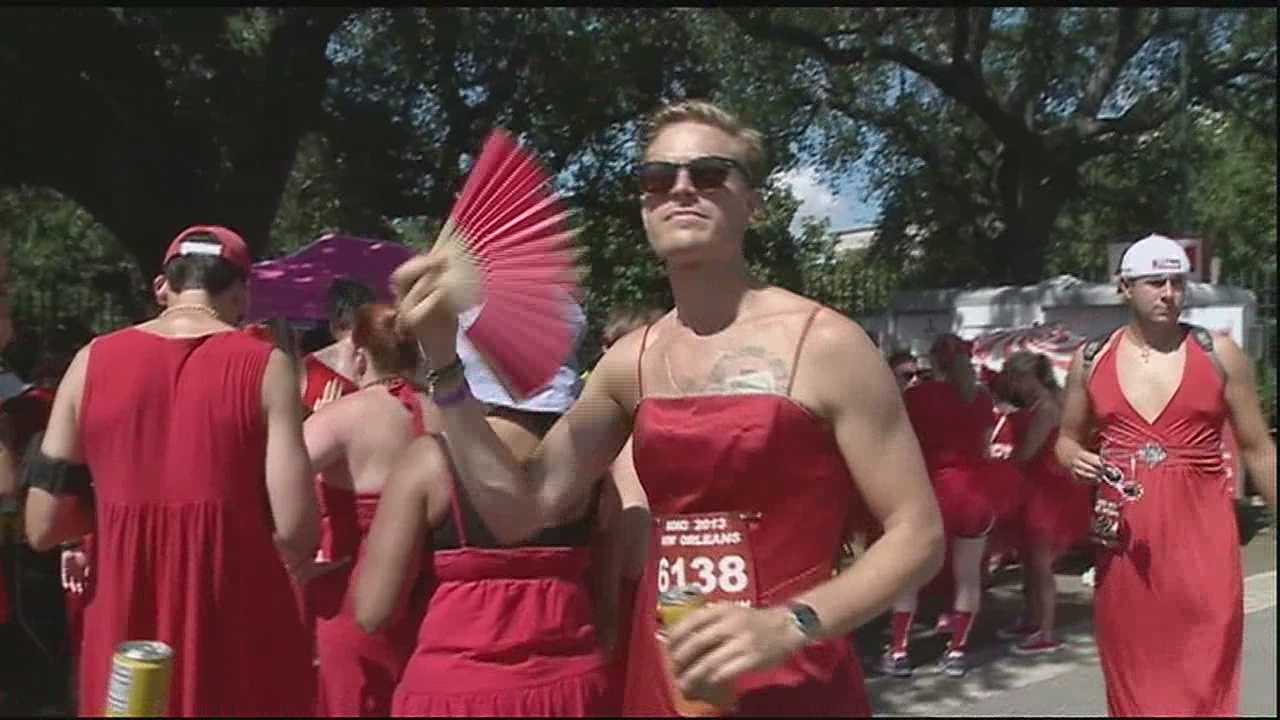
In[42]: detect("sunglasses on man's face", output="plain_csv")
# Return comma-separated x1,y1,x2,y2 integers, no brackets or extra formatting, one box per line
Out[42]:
635,156,748,194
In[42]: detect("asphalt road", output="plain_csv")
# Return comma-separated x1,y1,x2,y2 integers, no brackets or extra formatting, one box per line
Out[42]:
862,531,1277,717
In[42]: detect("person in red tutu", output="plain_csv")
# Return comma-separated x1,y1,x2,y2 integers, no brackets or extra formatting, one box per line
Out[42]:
23,225,320,717
993,351,1091,655
355,302,619,717
882,333,1026,678
302,303,433,716
389,99,943,717
301,279,375,412
1057,234,1276,717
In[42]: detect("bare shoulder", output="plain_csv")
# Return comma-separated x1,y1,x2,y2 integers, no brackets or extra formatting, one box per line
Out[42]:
590,311,669,412
1210,332,1251,379
792,303,890,419
798,304,879,364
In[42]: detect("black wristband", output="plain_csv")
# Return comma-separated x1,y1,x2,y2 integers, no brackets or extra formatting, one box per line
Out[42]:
23,450,95,500
426,355,466,392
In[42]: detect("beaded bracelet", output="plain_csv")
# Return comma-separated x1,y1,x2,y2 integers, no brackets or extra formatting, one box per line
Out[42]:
433,376,471,408
426,355,465,390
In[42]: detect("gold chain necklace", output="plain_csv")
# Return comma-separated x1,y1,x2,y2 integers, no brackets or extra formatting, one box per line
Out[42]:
160,304,221,321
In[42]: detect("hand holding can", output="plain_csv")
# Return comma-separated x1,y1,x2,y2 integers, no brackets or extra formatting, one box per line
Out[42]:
656,586,738,717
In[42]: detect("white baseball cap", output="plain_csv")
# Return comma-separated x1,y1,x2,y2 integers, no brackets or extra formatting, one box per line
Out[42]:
455,299,585,414
1118,234,1192,279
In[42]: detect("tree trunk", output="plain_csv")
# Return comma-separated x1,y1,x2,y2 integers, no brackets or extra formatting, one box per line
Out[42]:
0,8,348,275
991,143,1075,284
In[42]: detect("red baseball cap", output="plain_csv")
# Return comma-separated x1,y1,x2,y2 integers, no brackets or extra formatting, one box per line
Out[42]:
163,225,252,276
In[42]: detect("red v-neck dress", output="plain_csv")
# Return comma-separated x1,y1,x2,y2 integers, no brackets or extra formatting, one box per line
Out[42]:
1087,333,1241,717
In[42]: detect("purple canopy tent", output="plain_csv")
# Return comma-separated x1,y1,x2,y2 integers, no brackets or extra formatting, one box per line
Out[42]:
247,234,418,324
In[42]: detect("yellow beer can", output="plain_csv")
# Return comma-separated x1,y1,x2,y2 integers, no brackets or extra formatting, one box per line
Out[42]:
656,586,736,716
104,640,174,717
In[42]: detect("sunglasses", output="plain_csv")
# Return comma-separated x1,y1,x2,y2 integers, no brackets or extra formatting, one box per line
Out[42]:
635,156,748,194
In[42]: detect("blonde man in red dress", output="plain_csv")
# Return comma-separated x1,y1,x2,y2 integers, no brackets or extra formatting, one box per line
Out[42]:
389,100,944,716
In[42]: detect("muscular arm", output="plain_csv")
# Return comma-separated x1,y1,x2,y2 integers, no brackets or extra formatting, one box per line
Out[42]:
262,349,320,568
789,316,944,638
418,334,637,546
1055,348,1105,483
26,345,94,550
355,435,450,632
1216,336,1276,510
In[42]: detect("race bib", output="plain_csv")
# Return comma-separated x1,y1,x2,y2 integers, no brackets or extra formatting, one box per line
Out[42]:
654,511,760,607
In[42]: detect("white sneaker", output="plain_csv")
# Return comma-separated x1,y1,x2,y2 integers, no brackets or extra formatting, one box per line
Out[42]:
1081,566,1096,587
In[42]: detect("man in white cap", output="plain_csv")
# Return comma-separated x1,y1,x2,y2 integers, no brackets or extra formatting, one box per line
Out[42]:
1057,233,1275,716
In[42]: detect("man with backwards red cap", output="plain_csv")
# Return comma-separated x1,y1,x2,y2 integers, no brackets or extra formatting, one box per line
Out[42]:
1058,233,1276,716
24,225,320,716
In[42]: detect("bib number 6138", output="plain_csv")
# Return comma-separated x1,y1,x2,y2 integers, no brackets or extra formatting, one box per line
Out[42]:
657,554,749,596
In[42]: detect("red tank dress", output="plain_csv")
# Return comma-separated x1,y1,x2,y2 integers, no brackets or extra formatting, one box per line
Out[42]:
1005,407,1091,555
391,456,615,716
76,328,314,717
310,380,426,716
1087,332,1241,716
297,351,357,657
622,313,873,717
903,381,1026,538
302,353,357,410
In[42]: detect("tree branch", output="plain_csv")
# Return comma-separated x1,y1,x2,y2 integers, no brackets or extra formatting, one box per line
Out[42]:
951,8,970,67
1077,8,1165,120
727,8,1030,144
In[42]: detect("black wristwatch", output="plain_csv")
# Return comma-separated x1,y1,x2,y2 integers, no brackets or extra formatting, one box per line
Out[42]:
785,602,823,642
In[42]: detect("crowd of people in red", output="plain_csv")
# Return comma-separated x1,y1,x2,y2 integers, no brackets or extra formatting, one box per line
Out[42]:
0,102,1274,718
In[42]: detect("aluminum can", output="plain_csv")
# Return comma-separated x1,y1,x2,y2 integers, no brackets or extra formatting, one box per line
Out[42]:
656,586,736,716
104,640,174,716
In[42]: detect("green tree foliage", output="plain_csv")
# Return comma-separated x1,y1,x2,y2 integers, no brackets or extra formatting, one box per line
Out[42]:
727,7,1277,284
0,187,149,377
0,7,351,271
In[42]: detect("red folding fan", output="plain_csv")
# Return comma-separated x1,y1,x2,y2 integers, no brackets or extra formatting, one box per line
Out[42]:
435,129,581,399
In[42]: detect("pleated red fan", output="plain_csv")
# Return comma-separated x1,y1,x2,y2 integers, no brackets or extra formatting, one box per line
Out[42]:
436,129,581,399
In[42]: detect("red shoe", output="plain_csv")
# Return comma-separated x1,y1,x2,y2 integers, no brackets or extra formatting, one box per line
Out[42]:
1012,632,1063,655
996,618,1039,641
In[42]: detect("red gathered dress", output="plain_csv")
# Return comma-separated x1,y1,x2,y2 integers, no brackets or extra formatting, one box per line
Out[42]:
1005,406,1092,554
621,309,874,717
391,449,615,716
903,380,1026,538
75,328,313,717
310,379,426,716
1087,332,1241,716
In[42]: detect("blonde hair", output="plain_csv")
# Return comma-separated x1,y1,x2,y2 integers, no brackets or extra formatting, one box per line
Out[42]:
642,100,766,184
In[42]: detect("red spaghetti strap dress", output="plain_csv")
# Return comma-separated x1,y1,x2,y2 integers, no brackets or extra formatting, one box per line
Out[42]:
302,353,357,410
1087,334,1241,716
1005,408,1091,555
622,309,873,717
297,352,357,659
311,380,426,716
904,381,1024,538
76,328,314,717
391,455,615,716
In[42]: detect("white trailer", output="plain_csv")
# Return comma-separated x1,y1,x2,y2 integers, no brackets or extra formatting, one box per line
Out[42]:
861,274,1259,359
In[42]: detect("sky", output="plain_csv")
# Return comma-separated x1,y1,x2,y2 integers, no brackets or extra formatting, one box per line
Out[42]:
775,166,880,235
